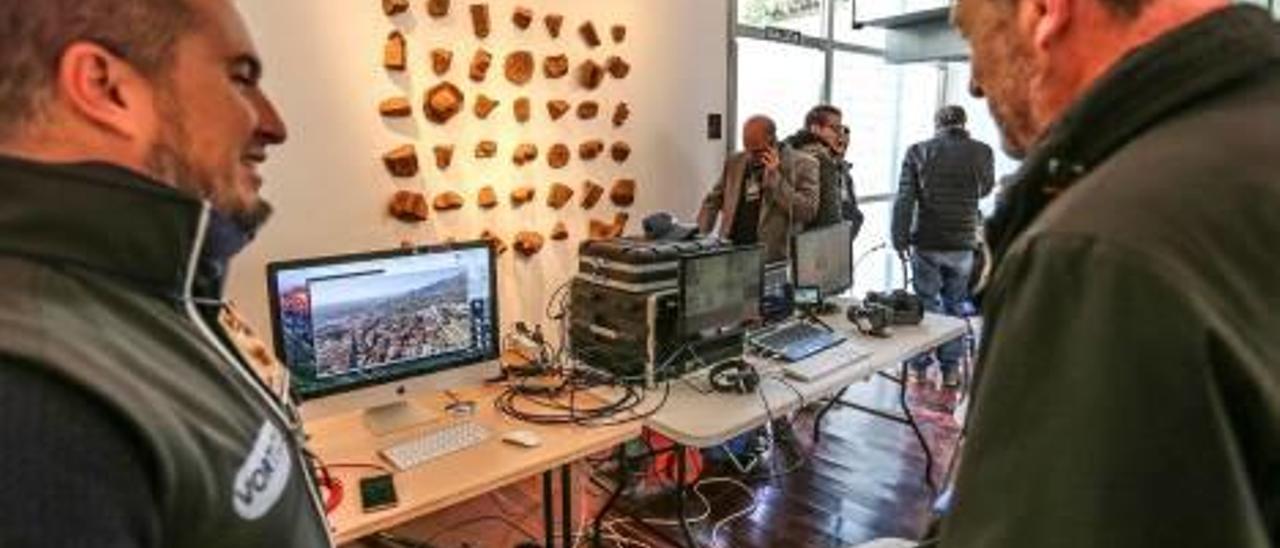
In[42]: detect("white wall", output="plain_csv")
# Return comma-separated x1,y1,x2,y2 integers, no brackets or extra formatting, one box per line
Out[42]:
229,0,730,341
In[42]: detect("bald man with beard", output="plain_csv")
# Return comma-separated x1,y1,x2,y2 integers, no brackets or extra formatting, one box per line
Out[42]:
0,1,330,546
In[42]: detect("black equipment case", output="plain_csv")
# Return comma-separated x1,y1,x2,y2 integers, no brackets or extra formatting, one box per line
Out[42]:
576,237,724,292
570,237,743,386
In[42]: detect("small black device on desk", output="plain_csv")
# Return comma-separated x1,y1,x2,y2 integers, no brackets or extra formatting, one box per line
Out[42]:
864,289,925,326
759,261,793,324
359,474,399,513
847,300,893,337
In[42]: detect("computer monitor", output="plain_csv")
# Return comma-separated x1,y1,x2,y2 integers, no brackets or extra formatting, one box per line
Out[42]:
791,221,853,302
759,261,793,324
679,245,764,337
267,241,499,434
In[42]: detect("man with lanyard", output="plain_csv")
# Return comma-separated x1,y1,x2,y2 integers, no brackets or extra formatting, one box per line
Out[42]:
699,115,820,262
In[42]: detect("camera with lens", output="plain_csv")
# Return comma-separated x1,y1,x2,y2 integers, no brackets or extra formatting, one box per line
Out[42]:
846,301,894,338
863,289,925,326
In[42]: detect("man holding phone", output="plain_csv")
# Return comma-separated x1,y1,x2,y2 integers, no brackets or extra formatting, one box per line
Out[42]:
698,115,819,262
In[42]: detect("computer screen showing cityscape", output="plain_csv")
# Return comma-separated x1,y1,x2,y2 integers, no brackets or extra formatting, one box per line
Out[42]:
680,246,764,336
267,243,498,400
793,221,853,299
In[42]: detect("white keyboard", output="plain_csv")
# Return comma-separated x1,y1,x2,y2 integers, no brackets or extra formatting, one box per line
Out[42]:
781,341,871,382
380,421,491,471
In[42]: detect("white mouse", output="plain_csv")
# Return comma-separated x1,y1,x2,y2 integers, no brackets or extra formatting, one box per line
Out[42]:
502,430,542,448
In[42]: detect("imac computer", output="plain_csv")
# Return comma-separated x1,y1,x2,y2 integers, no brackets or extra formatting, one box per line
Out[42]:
679,245,765,338
267,241,499,435
791,221,854,308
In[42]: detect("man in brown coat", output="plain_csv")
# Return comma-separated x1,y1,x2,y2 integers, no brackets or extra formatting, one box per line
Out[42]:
698,115,820,262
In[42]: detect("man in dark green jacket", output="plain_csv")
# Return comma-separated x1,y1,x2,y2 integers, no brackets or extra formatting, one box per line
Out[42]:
0,0,331,546
929,0,1280,546
785,104,865,236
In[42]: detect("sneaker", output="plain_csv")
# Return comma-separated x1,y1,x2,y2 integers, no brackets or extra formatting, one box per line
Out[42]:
941,368,962,389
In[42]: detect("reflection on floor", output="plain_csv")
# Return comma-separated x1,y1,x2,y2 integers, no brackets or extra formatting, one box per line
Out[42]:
348,372,966,548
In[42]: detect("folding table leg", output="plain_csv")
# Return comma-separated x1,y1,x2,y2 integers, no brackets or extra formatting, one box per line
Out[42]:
900,360,937,494
812,386,851,443
543,470,555,548
562,464,573,548
592,447,627,547
675,445,698,547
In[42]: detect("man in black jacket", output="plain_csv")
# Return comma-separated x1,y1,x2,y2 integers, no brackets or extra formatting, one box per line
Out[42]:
932,0,1280,546
0,0,331,546
892,106,995,388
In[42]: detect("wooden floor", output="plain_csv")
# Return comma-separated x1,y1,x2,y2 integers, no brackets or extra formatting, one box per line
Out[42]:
348,372,966,548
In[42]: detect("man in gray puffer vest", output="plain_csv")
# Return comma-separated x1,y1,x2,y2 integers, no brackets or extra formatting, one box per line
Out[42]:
892,106,995,388
0,0,332,546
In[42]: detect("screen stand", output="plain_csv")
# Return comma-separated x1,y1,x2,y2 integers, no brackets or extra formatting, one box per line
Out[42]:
797,306,833,332
362,400,440,437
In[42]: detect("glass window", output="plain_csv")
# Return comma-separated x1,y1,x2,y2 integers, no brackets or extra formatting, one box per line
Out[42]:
732,1,953,295
942,62,1021,214
854,0,950,22
895,63,944,173
832,0,888,48
831,53,898,198
904,0,952,11
831,53,940,198
735,38,826,143
852,201,902,293
738,0,827,38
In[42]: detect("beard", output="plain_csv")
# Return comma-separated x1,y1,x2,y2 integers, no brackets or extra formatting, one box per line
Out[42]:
143,88,273,233
977,25,1041,160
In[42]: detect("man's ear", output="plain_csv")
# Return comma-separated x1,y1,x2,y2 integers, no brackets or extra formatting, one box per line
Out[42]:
56,42,157,141
1026,0,1073,51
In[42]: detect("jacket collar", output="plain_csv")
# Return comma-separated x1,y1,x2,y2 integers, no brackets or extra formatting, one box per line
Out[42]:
785,129,835,158
986,5,1280,267
0,154,216,302
937,126,969,138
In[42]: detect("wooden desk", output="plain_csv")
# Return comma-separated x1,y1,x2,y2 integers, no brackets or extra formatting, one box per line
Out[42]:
305,385,641,545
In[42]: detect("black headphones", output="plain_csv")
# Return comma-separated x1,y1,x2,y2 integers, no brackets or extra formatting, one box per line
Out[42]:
709,360,760,395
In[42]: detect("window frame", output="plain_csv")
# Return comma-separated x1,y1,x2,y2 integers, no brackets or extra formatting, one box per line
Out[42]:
727,0,889,156
727,0,949,289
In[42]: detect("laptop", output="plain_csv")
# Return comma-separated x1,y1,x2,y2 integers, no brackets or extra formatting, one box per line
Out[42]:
751,264,845,362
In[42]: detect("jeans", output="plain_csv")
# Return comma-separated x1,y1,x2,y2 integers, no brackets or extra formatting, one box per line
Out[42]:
908,249,973,373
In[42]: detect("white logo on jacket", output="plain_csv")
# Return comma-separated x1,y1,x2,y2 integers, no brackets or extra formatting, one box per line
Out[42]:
232,421,292,520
